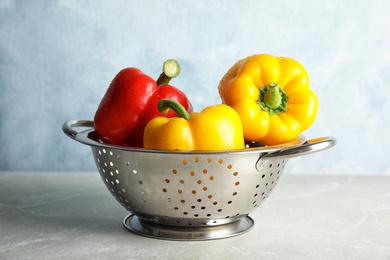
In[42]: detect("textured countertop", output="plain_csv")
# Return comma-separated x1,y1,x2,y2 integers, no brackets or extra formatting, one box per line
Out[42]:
1,171,389,259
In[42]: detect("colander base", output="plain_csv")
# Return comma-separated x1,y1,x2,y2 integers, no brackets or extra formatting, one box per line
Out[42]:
123,214,254,241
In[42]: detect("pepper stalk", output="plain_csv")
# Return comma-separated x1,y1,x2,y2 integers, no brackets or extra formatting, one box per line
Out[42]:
156,59,181,86
258,82,289,115
158,98,190,121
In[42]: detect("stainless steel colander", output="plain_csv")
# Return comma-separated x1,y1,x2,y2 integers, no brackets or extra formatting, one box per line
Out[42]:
63,119,336,240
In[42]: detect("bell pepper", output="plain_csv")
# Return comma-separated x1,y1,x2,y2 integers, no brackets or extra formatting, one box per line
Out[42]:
143,99,245,151
218,54,318,146
94,59,192,147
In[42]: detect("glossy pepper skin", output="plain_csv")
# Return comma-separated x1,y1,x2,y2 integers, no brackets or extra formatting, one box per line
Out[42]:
94,61,192,147
218,54,318,146
143,99,245,151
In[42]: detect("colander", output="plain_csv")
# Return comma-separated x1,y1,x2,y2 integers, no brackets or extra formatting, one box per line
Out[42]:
63,119,336,241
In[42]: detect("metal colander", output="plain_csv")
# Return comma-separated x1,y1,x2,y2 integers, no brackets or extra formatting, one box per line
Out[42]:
63,119,336,240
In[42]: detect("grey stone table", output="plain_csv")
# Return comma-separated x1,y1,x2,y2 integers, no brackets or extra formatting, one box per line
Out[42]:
1,171,389,259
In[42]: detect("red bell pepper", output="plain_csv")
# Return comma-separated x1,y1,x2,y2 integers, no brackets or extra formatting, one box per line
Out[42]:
94,59,192,147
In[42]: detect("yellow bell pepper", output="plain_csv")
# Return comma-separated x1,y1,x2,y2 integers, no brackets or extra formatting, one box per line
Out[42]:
143,99,245,151
218,54,318,146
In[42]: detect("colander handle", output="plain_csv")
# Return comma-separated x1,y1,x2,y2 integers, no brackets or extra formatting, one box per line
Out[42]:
263,136,336,159
62,119,94,139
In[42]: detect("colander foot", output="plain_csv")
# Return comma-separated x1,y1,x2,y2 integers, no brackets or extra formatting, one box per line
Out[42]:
123,214,254,241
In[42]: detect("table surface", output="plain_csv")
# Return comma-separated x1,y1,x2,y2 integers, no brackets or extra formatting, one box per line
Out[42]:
1,171,389,260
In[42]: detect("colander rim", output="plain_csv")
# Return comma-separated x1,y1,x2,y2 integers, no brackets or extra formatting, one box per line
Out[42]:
75,128,307,155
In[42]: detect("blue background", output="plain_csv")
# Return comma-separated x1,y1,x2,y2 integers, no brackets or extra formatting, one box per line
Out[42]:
1,0,389,174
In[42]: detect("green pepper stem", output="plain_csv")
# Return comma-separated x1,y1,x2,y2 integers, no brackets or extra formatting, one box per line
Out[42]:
258,82,289,115
264,83,282,109
158,98,190,121
156,59,181,86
